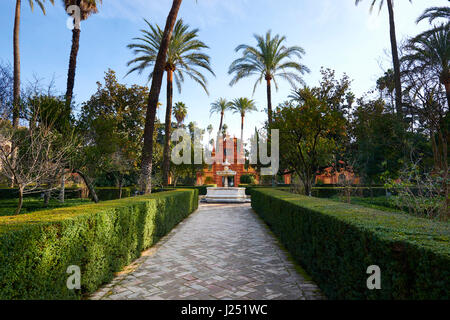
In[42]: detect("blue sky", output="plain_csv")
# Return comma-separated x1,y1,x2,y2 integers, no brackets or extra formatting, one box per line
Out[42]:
0,0,448,140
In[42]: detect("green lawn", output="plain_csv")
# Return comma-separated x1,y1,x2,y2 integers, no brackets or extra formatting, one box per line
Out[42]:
0,197,92,216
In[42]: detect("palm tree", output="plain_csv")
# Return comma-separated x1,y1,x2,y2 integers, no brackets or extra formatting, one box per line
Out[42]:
230,98,258,145
136,0,183,194
228,30,309,126
355,0,412,118
12,0,54,129
62,0,101,108
416,6,450,37
127,19,214,187
402,24,450,109
417,6,450,25
210,98,232,133
172,102,187,127
221,124,228,137
207,124,213,135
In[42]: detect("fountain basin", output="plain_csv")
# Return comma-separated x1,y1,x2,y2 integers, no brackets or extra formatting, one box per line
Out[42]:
205,187,248,203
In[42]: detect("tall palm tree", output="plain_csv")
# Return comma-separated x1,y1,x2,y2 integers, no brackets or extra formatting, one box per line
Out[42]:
62,0,101,108
127,19,214,187
416,6,450,37
136,0,183,194
12,0,54,128
230,98,258,145
210,98,232,133
228,30,309,126
402,24,450,109
355,0,412,118
417,6,450,25
207,124,213,135
172,102,187,127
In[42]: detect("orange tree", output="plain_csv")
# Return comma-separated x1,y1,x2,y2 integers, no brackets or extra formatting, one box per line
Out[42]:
271,72,350,196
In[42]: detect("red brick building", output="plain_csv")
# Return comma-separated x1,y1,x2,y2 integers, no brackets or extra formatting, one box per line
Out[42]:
196,135,259,187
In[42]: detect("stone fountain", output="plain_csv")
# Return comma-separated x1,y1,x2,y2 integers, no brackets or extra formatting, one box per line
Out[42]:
204,160,248,203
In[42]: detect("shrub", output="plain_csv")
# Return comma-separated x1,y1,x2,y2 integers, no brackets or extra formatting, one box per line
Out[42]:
166,185,216,196
0,187,83,200
204,176,214,184
94,187,133,201
0,189,198,299
311,187,388,198
251,188,450,300
240,174,255,184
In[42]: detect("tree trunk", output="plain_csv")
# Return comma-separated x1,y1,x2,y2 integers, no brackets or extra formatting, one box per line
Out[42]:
266,79,273,126
162,69,173,187
386,0,403,118
118,175,123,199
74,169,99,203
59,167,65,203
10,0,21,188
13,0,21,128
219,112,224,133
241,115,244,144
65,27,81,108
139,0,183,194
44,190,50,206
16,186,24,215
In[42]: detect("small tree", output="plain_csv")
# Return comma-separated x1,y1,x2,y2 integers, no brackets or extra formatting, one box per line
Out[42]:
385,160,448,220
0,121,73,214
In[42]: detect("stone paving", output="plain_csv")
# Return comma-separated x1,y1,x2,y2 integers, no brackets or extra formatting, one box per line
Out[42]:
90,203,324,300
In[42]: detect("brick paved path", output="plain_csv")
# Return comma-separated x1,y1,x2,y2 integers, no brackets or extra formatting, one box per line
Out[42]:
91,203,324,300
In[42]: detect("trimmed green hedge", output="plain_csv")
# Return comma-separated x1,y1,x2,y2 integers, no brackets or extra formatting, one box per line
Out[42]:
0,187,83,200
251,188,450,300
94,187,134,201
0,189,198,300
240,186,389,198
166,185,217,196
311,187,388,198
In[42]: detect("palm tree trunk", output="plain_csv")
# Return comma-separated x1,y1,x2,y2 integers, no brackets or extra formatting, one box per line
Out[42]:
239,115,245,164
65,28,81,108
386,0,403,118
162,69,173,187
219,112,224,133
240,115,244,145
139,0,183,194
10,0,21,188
266,79,273,125
13,0,21,128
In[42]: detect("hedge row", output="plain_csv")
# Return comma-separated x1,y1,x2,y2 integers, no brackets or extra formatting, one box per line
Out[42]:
165,185,217,196
0,187,84,200
241,185,390,198
95,187,134,201
0,189,199,299
251,188,450,300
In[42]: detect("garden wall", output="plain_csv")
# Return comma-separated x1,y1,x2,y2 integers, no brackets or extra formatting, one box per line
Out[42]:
0,189,198,299
251,188,450,299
